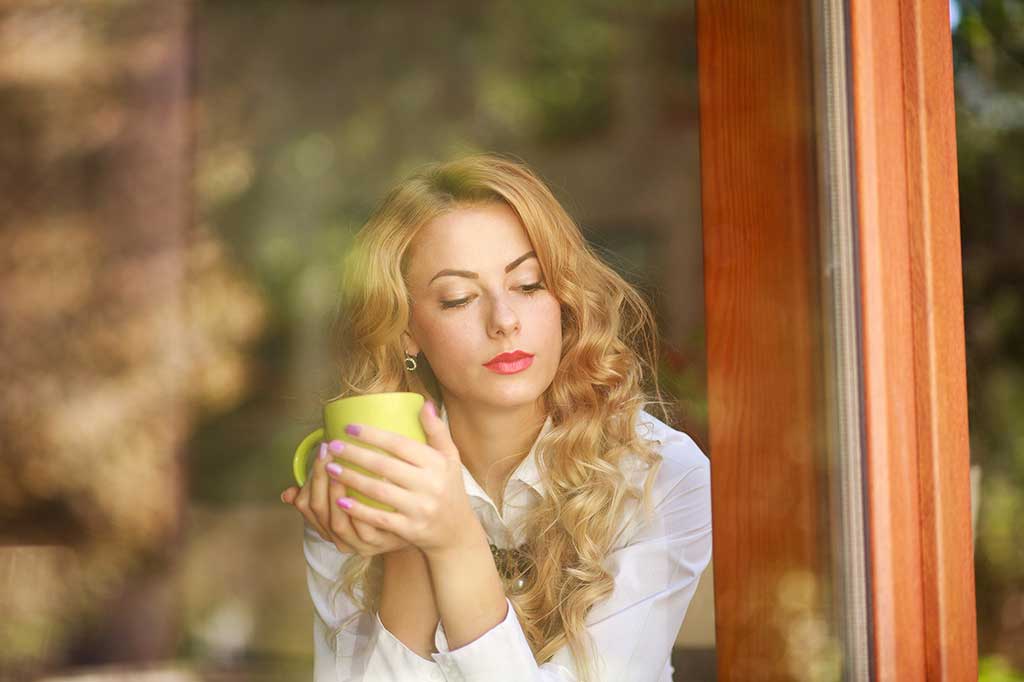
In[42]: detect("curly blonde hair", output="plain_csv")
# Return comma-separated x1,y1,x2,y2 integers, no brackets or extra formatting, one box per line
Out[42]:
325,152,675,682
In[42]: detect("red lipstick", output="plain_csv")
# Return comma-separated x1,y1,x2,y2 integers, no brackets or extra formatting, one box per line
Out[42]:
484,350,534,374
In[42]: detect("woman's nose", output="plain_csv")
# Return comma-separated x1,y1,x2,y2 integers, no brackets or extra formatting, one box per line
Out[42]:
488,299,520,336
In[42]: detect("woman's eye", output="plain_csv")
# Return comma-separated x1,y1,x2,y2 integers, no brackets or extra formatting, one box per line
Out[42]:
440,297,472,310
439,282,545,311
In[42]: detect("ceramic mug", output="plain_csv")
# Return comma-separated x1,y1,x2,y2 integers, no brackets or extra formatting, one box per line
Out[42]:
292,392,427,512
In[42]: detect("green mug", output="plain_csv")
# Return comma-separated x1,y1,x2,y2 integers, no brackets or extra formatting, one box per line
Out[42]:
293,392,427,512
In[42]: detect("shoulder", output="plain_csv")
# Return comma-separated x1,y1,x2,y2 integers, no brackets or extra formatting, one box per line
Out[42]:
604,408,711,549
628,408,710,498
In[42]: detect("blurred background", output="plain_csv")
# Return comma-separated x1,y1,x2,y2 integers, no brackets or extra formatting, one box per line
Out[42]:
952,1,1024,679
0,1,710,680
0,1,1020,681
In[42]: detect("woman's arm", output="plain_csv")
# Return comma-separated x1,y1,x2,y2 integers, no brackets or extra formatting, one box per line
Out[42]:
304,522,446,681
423,516,509,650
379,545,441,659
290,437,447,679
424,435,713,682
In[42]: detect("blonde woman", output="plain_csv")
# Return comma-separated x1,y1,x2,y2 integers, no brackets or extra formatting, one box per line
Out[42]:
280,153,712,682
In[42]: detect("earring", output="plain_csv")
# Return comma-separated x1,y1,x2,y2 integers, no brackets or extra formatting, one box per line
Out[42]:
404,352,418,371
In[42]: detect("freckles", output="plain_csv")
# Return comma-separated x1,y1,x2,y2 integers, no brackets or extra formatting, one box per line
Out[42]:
541,297,563,325
429,322,477,356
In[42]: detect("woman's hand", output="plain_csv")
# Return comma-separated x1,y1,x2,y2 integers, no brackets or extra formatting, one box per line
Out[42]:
321,399,482,558
280,439,411,558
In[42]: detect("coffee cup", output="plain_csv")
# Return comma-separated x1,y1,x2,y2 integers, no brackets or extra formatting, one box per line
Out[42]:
292,392,427,512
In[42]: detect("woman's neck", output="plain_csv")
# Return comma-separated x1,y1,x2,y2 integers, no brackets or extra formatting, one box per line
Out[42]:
441,399,547,506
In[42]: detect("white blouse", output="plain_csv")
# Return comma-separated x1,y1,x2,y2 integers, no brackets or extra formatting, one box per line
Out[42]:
303,403,713,682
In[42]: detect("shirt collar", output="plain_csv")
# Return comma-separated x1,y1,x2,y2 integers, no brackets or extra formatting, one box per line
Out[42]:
438,400,555,499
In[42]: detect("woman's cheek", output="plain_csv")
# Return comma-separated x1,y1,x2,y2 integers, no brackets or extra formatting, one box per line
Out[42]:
542,297,563,335
428,328,478,372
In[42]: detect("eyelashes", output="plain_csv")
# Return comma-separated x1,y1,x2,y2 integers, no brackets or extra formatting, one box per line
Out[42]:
440,282,546,310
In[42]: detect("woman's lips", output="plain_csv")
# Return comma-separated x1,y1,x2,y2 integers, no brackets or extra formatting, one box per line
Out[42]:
484,355,534,374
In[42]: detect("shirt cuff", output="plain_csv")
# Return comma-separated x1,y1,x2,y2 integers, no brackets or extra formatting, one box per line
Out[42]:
430,597,538,681
367,609,444,677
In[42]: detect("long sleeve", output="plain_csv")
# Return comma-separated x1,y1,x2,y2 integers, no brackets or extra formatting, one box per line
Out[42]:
427,439,713,682
303,522,446,681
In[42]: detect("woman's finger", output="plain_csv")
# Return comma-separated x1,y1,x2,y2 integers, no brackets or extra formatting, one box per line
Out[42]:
290,477,329,540
325,454,417,516
291,479,358,554
340,423,434,470
290,448,405,555
292,444,331,540
326,473,362,548
308,442,334,532
334,495,406,539
325,475,404,552
333,539,357,554
321,448,385,556
350,517,390,546
328,439,422,493
420,398,459,459
323,469,401,551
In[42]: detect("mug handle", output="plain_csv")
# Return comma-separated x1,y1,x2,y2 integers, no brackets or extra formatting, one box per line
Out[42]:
293,428,325,487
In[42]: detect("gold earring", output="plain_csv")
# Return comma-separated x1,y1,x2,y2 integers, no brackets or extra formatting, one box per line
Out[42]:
404,352,418,371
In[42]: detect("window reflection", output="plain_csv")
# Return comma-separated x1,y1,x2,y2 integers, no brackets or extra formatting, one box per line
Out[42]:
0,1,712,679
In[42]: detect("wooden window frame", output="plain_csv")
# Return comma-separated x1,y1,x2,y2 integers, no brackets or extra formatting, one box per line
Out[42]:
697,0,977,678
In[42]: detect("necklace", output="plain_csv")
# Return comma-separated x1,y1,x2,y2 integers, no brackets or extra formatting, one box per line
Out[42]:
489,542,531,590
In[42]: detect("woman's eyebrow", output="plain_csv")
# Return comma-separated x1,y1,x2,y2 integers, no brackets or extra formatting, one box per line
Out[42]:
428,250,537,284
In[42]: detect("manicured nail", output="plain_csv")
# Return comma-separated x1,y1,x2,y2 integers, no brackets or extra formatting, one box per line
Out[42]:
326,462,343,476
318,442,329,461
426,400,436,418
345,424,361,436
336,497,353,509
328,439,345,453
280,491,288,503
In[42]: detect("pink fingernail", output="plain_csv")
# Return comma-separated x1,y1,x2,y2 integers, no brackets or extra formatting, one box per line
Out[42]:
345,424,361,436
426,400,436,418
326,462,343,476
318,442,329,461
336,497,353,509
329,439,345,453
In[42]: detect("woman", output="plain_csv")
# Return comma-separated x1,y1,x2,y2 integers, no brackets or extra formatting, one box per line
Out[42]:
280,153,712,682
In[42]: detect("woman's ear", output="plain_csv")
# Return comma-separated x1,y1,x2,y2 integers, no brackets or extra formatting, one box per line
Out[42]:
401,330,420,357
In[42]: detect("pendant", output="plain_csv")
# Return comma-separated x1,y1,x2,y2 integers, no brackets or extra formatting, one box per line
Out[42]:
489,542,531,589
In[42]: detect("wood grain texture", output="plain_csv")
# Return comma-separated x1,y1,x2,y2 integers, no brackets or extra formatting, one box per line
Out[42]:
848,0,979,678
700,0,978,677
847,1,928,677
697,2,826,679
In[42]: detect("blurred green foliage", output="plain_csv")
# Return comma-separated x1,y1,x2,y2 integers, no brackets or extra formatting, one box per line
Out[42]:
980,655,1024,682
0,0,704,675
5,0,1017,676
189,0,702,508
952,0,1024,670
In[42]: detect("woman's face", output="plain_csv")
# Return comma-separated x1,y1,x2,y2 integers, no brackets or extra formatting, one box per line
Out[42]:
403,201,562,412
